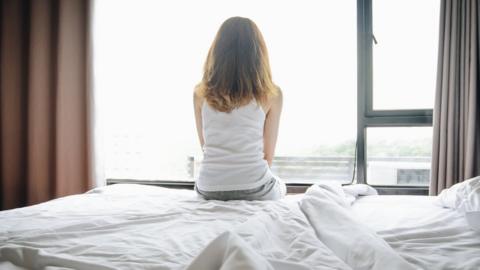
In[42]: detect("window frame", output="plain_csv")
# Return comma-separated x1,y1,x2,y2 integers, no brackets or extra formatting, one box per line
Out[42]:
356,0,433,191
107,0,436,194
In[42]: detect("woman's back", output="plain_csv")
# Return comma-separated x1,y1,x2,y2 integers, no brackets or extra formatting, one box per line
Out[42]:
193,17,285,200
196,100,273,192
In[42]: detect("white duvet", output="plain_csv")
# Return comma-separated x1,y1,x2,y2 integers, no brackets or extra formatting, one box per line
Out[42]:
352,194,480,270
0,184,349,270
300,185,416,270
1,183,479,270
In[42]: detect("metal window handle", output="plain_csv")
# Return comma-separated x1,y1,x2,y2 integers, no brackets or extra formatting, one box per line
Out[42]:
372,34,378,45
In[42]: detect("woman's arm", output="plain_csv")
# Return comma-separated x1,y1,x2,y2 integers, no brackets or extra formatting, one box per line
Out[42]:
263,89,283,167
193,91,205,149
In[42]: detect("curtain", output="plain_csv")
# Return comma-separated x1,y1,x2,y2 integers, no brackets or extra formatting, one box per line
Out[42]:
0,0,93,210
430,0,480,195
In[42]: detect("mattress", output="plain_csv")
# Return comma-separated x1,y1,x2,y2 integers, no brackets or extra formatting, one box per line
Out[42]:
0,184,479,270
352,195,480,269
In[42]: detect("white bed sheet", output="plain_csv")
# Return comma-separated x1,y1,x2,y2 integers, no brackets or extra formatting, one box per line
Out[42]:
300,185,416,270
0,184,348,270
352,195,480,270
1,185,480,270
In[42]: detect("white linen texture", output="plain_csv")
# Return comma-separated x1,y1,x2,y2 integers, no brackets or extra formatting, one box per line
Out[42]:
435,176,480,231
1,183,479,269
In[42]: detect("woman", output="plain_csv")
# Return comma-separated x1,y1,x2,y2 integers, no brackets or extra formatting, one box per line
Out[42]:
194,16,285,200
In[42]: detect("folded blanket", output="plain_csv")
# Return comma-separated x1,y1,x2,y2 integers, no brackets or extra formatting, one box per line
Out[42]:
342,184,378,204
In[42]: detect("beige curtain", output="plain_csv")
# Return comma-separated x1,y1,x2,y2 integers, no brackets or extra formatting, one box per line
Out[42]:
430,0,480,195
1,0,92,210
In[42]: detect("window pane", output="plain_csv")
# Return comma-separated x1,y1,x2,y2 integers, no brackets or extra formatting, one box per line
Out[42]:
94,0,356,183
366,127,432,186
372,0,439,110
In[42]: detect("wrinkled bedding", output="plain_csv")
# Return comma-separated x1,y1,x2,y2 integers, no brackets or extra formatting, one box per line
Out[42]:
300,185,416,270
352,195,480,269
1,183,479,270
0,184,348,270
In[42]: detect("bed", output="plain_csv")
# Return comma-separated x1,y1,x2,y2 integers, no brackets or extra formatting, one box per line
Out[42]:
352,195,480,269
0,182,479,270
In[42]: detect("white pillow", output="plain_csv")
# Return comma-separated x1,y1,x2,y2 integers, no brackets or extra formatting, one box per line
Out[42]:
436,176,480,231
436,176,480,212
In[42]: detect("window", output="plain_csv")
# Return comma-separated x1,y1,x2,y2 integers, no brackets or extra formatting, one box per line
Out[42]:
94,0,357,184
366,127,433,186
94,0,439,188
356,0,439,186
372,0,439,110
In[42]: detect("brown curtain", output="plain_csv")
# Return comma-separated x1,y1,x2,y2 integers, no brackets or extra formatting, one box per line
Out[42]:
0,0,92,210
430,0,480,195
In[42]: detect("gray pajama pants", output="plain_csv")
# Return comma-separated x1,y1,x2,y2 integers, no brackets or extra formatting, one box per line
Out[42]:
196,177,286,201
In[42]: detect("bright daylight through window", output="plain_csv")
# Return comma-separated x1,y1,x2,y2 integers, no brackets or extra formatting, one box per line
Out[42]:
366,0,439,186
94,0,438,186
94,0,356,184
373,0,439,110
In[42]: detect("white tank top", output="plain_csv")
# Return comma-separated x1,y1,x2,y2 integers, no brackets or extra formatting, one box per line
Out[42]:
196,100,274,192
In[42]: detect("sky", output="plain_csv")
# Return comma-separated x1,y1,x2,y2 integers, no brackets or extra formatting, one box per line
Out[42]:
93,0,439,180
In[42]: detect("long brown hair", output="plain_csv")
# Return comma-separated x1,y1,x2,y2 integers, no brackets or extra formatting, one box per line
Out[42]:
196,17,278,112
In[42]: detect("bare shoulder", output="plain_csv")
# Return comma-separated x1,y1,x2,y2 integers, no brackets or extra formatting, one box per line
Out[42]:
272,87,283,104
262,86,282,114
269,87,283,108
